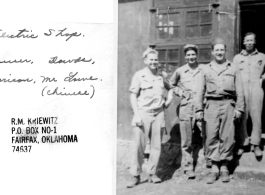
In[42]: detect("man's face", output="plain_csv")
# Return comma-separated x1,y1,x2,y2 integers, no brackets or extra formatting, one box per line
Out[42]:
185,50,197,64
211,44,226,63
144,53,158,70
243,34,255,51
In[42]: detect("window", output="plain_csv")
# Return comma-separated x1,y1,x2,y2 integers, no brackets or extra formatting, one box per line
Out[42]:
156,48,180,78
186,10,213,38
197,45,211,64
154,8,213,41
152,5,214,75
156,45,211,77
155,11,181,40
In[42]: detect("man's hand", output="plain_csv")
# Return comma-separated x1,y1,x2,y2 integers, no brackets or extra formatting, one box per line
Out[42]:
183,91,191,99
234,110,242,120
165,99,172,108
177,89,184,98
132,114,143,127
195,111,204,121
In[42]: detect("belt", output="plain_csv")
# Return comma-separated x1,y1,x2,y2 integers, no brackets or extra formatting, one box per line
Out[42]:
145,106,164,114
206,95,234,101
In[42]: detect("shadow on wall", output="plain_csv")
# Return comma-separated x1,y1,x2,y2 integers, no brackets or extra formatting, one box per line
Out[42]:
156,101,205,181
156,123,182,181
156,120,204,181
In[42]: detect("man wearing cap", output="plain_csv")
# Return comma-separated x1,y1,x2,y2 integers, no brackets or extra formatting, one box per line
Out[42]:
127,47,170,188
233,32,265,157
169,44,206,178
195,38,244,184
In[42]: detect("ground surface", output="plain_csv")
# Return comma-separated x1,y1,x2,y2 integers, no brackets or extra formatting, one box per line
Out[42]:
116,166,265,195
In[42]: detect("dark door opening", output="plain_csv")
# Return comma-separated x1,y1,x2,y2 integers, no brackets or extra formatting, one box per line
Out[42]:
240,2,265,134
240,2,265,53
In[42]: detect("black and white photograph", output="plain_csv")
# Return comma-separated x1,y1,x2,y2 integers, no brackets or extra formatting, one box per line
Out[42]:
117,0,265,194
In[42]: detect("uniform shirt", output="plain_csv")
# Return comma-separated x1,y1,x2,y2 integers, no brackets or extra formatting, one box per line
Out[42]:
169,63,202,97
169,63,202,119
195,60,244,112
233,49,265,84
129,67,166,113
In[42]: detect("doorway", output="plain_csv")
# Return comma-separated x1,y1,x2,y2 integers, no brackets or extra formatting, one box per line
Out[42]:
240,2,265,53
239,1,265,134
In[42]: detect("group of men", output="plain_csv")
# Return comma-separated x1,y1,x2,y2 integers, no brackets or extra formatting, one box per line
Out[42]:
127,32,265,187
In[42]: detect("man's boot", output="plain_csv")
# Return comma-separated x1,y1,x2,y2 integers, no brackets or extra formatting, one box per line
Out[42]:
185,170,195,179
207,161,219,184
206,172,219,184
220,171,230,182
148,174,161,183
127,175,140,188
220,160,230,182
253,145,262,157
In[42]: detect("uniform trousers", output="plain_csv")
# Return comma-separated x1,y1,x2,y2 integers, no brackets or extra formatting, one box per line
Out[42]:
204,99,235,161
130,111,165,176
239,83,263,146
179,119,203,170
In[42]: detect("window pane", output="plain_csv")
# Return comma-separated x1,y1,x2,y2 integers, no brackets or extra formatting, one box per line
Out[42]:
156,14,168,27
186,11,199,24
166,63,179,78
186,26,199,37
200,11,212,23
168,27,180,38
199,48,211,61
157,27,168,39
168,49,179,61
158,50,167,61
168,13,180,26
200,24,212,36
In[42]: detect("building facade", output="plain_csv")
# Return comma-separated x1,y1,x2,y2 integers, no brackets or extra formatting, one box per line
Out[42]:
118,0,265,140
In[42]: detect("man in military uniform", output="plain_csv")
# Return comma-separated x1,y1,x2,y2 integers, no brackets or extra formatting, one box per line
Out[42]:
169,44,206,178
195,38,244,184
233,32,265,157
127,48,170,188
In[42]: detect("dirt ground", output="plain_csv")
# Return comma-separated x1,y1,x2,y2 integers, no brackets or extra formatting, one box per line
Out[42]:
116,166,265,195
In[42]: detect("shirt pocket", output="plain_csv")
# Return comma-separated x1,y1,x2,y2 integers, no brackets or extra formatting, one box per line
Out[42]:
252,59,263,70
238,61,245,71
222,71,236,93
140,79,154,99
205,73,217,93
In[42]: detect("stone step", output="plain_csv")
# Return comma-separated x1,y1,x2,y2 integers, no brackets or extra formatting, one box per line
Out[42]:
232,134,265,181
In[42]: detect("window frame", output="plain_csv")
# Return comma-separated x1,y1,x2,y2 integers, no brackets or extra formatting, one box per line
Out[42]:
155,45,181,78
185,7,214,39
151,5,216,44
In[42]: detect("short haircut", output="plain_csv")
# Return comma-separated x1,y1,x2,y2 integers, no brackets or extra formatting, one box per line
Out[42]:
185,47,198,55
144,51,158,59
244,32,256,40
211,44,226,50
211,37,226,50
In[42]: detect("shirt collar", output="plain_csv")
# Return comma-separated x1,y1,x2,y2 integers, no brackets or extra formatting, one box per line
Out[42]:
183,63,200,73
142,67,162,78
209,60,231,67
240,49,258,56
